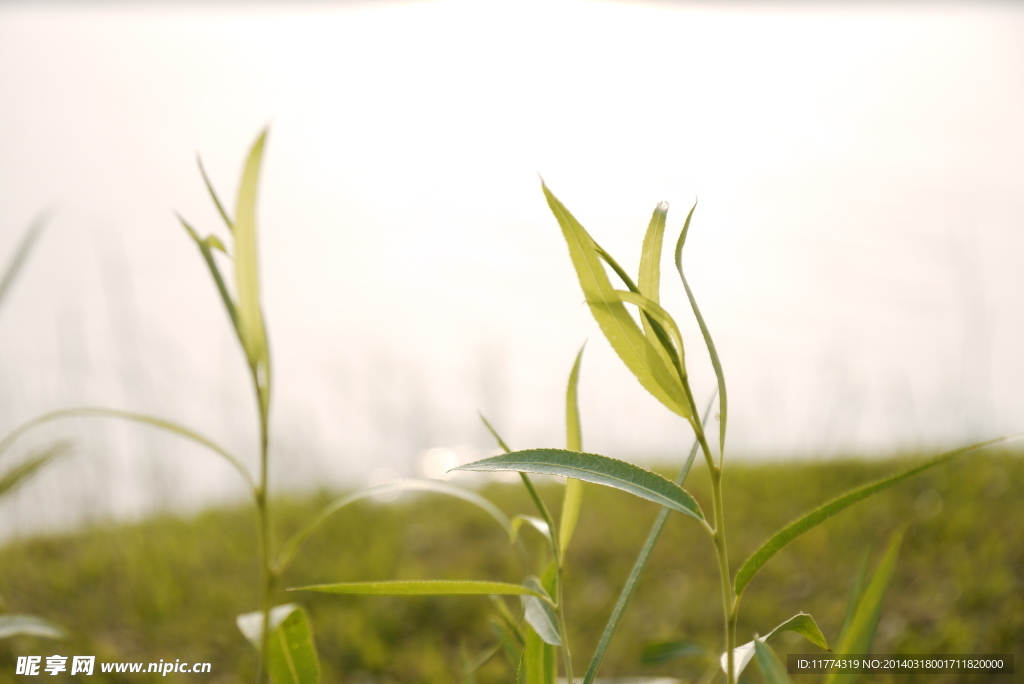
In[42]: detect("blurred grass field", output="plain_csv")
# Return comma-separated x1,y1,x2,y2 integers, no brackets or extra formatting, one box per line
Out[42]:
0,450,1019,683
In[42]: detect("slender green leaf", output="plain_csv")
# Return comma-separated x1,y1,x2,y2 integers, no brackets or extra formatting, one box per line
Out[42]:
0,615,64,640
197,154,234,233
523,626,557,684
823,531,903,684
178,215,240,335
521,577,561,646
754,640,794,684
582,393,716,684
722,613,829,676
836,552,870,645
0,407,253,491
638,202,669,303
614,289,685,372
489,596,525,647
641,640,707,666
234,129,269,369
292,580,548,599
479,412,512,453
456,448,704,522
559,345,585,559
543,182,690,417
237,604,320,684
277,478,521,574
674,201,728,457
0,210,49,316
491,619,524,671
0,443,67,498
511,515,551,544
734,435,1014,595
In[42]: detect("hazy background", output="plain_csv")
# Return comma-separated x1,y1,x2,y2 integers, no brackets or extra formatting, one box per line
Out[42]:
0,0,1022,537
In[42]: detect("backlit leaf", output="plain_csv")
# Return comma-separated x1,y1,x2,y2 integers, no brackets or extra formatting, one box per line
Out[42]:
234,129,269,369
559,345,585,559
237,604,320,684
0,615,64,640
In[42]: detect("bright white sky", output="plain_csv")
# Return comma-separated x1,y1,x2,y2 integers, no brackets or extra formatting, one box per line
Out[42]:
0,0,1022,531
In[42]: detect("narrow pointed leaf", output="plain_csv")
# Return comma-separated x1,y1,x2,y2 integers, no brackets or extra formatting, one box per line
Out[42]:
754,640,794,684
559,345,585,559
638,201,669,302
521,577,561,646
511,515,551,544
0,211,48,315
614,289,685,372
237,604,320,684
543,183,690,417
734,435,1012,595
197,154,234,233
456,448,704,522
822,531,903,684
0,443,67,498
721,614,827,677
179,215,239,334
0,615,64,640
292,580,547,599
234,129,269,368
479,412,512,453
674,201,728,456
837,552,870,645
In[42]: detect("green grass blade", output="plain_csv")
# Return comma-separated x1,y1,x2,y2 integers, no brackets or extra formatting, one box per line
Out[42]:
0,407,253,491
836,552,870,645
640,640,706,666
822,531,903,684
559,345,586,560
754,640,794,684
0,210,49,316
733,435,1016,595
234,129,269,369
197,154,234,233
291,580,547,599
0,443,67,498
456,448,704,522
178,214,240,334
673,201,728,458
522,577,561,646
542,182,690,418
479,412,512,453
237,604,321,684
277,478,518,574
0,614,64,640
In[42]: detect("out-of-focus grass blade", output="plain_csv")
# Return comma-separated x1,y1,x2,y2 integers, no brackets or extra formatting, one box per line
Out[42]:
582,393,716,684
559,345,585,560
822,531,903,684
0,211,48,317
836,552,870,645
234,129,269,370
456,448,704,522
521,577,560,646
0,443,67,498
0,407,253,490
511,515,551,544
479,412,512,453
278,478,520,573
542,182,690,418
721,613,828,677
523,626,557,684
197,154,234,233
237,604,320,684
640,639,706,666
178,215,239,334
674,201,728,457
733,435,1015,595
292,580,548,599
0,615,64,640
491,619,524,672
754,640,794,684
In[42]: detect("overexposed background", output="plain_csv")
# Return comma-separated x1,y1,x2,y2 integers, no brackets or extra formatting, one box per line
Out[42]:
1,0,1022,535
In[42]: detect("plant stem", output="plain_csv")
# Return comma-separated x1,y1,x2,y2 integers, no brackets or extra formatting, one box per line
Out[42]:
709,465,736,684
253,369,272,684
556,565,574,684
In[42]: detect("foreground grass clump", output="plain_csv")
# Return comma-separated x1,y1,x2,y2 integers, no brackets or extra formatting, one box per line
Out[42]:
0,452,1019,683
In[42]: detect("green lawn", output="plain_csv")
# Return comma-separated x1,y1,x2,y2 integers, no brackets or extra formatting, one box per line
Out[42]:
0,451,1019,683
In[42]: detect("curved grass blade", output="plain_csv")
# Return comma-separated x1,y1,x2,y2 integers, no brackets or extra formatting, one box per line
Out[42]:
237,604,320,684
542,182,690,417
721,613,829,676
197,154,234,233
292,580,548,600
234,129,269,370
0,443,68,498
582,393,716,684
0,407,253,490
277,478,520,573
559,345,585,559
0,210,49,316
754,640,794,684
674,201,728,458
822,531,903,684
455,448,704,522
0,615,64,640
733,434,1017,595
178,215,239,334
